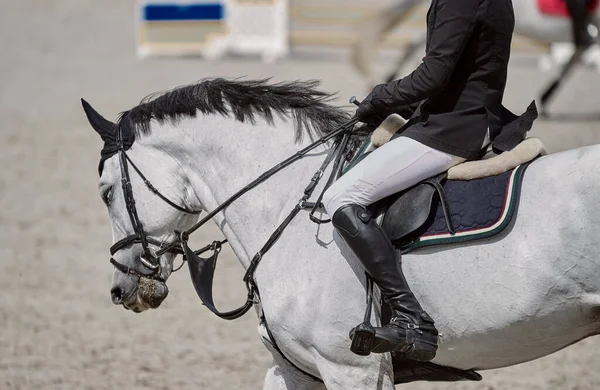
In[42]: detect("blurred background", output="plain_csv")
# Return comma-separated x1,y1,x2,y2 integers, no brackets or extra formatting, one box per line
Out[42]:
1,0,600,389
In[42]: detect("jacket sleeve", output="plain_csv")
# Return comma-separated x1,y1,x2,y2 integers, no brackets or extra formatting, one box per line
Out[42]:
371,0,480,110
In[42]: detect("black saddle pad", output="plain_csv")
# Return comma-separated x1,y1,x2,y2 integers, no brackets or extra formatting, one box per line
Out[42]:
389,162,532,253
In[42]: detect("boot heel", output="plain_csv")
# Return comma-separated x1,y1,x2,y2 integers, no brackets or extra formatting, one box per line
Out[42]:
350,323,376,356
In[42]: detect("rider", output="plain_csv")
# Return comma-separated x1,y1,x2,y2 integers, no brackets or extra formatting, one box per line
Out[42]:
565,0,595,48
323,0,536,362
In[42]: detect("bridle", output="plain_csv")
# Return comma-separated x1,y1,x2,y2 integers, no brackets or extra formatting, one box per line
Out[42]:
109,124,202,281
108,98,361,318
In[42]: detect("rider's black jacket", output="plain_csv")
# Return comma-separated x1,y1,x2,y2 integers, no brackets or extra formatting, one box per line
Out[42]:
367,0,537,159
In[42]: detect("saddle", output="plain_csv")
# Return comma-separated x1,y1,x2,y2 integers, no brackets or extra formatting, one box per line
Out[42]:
340,124,545,385
344,114,546,256
379,161,531,254
537,0,600,18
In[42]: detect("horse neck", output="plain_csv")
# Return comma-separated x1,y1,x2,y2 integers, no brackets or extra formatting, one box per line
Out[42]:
144,114,330,269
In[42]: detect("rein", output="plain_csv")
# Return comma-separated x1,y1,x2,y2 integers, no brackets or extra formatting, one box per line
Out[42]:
182,116,358,319
109,97,361,319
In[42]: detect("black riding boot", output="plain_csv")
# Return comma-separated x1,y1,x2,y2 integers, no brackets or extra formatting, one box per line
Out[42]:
565,0,594,47
332,204,438,361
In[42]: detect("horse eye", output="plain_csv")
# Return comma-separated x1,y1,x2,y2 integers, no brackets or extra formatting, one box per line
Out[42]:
102,188,113,205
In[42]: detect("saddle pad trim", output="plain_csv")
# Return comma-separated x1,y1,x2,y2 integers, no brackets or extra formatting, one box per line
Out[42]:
402,162,531,253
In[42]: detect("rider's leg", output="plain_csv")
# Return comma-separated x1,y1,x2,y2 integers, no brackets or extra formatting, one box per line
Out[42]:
322,136,464,361
565,0,594,47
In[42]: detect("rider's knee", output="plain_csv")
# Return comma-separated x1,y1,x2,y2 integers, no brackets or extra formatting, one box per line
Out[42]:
321,186,338,217
322,182,353,217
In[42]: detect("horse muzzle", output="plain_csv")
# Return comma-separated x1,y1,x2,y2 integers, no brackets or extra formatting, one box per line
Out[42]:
137,276,169,308
111,273,169,312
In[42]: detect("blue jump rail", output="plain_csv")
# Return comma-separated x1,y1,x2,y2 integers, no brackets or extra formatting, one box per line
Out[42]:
142,3,225,21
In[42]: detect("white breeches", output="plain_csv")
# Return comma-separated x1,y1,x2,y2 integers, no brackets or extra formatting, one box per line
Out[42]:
322,136,467,216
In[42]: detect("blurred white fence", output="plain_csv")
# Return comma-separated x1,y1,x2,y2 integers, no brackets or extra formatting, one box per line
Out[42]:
135,0,552,61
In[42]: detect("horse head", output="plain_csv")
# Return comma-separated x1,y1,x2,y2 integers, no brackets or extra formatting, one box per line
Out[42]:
82,98,202,313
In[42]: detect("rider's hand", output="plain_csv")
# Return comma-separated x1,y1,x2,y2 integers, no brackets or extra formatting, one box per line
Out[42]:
355,99,381,125
355,83,398,125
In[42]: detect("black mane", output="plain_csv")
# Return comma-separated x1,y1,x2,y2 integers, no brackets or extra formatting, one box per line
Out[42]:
118,78,354,143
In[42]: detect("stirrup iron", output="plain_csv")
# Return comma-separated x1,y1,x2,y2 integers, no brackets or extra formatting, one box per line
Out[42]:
350,274,376,356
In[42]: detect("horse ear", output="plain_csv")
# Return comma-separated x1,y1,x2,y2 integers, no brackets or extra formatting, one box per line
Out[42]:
81,98,115,141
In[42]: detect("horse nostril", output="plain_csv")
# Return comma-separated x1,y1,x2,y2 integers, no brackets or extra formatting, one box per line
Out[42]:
111,287,123,304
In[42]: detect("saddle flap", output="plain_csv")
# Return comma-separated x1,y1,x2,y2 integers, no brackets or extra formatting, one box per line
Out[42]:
381,182,438,241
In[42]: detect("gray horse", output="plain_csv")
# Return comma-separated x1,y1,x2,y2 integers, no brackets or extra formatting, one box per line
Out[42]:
84,78,600,388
